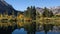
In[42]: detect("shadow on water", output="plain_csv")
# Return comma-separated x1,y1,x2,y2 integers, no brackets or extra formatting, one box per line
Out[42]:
0,22,36,34
0,24,17,34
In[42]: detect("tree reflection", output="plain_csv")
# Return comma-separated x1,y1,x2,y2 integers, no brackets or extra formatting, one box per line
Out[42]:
43,24,54,34
24,22,36,34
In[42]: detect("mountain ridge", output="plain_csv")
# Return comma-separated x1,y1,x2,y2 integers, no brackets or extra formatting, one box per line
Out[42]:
36,6,60,15
0,0,22,16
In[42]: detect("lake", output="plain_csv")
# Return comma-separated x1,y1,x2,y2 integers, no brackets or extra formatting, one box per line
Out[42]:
12,28,60,34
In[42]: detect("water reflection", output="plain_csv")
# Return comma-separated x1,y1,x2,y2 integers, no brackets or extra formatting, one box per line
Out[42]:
12,28,27,34
0,17,60,34
12,28,60,34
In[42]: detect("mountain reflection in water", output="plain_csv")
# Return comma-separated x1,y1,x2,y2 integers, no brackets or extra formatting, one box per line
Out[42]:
12,28,60,34
12,28,27,34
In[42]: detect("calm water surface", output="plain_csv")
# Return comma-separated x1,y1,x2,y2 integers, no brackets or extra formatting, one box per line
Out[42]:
12,28,60,34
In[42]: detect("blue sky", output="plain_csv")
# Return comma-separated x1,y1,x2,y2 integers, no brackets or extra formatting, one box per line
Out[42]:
5,0,60,11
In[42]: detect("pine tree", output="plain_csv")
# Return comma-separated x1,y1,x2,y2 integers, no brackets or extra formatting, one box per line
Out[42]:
43,7,49,17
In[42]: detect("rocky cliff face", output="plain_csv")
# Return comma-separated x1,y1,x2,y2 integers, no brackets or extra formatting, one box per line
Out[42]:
36,6,60,15
0,0,18,16
36,7,44,14
49,6,60,14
